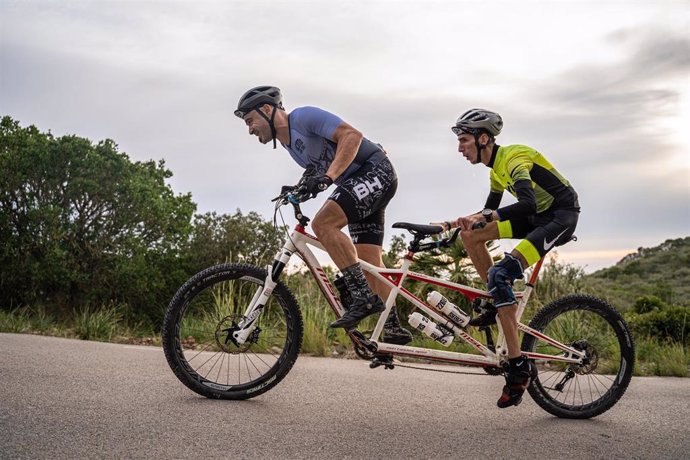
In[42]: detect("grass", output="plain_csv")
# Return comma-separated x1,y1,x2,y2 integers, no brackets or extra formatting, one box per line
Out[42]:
3,293,688,377
634,337,689,377
292,281,349,357
74,304,123,341
0,304,160,345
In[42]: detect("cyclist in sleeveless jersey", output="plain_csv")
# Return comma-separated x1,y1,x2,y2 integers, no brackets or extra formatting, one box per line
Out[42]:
234,86,412,344
436,109,579,408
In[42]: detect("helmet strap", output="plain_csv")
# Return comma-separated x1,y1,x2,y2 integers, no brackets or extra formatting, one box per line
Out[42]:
473,134,487,164
254,105,279,149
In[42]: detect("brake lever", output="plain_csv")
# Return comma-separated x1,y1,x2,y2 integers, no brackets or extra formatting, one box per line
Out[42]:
272,185,301,203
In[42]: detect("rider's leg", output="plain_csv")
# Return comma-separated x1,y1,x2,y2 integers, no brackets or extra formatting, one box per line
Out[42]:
487,250,534,408
312,202,384,329
495,250,529,360
461,223,501,327
460,222,499,283
322,158,398,329
353,243,389,298
311,200,356,268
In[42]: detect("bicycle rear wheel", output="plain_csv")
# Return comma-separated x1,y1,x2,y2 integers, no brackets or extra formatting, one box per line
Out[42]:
162,263,303,399
522,294,634,419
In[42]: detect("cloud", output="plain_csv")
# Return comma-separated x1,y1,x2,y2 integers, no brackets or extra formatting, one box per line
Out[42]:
1,1,687,273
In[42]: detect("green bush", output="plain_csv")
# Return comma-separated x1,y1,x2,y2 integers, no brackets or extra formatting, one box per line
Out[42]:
627,305,689,345
632,295,666,314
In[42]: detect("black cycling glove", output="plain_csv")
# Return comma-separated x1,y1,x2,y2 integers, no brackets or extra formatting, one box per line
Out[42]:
303,174,333,197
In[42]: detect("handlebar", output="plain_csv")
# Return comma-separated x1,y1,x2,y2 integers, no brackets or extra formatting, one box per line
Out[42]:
411,227,461,253
272,183,312,227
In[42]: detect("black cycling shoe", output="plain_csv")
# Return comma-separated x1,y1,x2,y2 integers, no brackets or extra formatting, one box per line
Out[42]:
330,294,385,329
382,309,413,345
497,361,536,409
468,299,497,327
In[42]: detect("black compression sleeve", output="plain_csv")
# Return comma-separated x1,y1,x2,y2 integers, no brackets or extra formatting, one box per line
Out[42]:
484,191,503,210
496,179,537,220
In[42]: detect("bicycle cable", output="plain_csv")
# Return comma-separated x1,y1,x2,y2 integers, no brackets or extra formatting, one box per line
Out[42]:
274,204,301,255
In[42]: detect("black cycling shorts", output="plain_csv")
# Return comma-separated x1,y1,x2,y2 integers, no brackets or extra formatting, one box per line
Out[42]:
327,157,397,246
497,208,579,266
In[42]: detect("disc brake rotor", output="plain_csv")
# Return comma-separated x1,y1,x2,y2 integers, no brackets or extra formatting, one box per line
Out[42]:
215,314,261,353
572,340,599,374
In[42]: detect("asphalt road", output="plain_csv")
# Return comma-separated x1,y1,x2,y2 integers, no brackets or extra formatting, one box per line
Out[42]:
1,333,688,459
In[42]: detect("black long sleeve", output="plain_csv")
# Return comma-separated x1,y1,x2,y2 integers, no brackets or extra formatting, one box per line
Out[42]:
484,191,503,210
496,179,537,220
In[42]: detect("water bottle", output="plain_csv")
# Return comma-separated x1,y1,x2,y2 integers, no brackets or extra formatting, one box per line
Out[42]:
427,291,470,327
408,312,454,346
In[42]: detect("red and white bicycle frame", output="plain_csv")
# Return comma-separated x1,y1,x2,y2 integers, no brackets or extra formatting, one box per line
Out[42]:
237,224,586,368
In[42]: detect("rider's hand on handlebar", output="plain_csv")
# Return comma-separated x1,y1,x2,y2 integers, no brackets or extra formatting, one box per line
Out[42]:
303,174,333,198
458,214,485,231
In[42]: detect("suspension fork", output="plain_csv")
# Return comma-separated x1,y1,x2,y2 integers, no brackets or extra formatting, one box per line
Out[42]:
231,239,297,345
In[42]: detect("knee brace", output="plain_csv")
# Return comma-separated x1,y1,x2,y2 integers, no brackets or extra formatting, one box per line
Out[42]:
487,253,525,308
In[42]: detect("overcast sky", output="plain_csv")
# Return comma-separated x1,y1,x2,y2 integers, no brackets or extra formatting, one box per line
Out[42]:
1,0,688,272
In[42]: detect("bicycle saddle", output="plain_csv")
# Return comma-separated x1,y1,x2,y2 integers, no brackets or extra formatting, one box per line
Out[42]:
392,222,443,237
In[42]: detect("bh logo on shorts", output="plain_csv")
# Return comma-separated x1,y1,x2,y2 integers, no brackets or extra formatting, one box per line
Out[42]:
353,177,382,200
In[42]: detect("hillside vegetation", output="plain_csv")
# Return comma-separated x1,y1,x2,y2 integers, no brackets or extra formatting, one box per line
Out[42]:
583,237,690,310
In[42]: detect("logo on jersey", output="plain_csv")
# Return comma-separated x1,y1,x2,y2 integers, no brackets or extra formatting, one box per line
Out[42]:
295,138,305,153
353,177,383,200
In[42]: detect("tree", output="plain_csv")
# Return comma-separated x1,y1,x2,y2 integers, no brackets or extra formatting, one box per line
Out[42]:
0,116,195,324
186,210,287,271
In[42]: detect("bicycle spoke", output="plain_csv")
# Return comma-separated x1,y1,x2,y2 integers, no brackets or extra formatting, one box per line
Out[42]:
185,342,215,363
246,352,265,375
200,350,225,380
216,352,226,384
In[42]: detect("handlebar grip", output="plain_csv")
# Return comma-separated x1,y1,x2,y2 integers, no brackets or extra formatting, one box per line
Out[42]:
471,221,487,230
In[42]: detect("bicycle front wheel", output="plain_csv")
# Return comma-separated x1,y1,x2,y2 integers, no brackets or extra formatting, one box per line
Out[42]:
522,294,635,419
162,263,303,400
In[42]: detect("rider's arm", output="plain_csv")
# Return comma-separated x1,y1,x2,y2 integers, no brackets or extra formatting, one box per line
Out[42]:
496,179,537,220
327,122,363,181
296,106,362,182
438,189,502,231
484,190,503,210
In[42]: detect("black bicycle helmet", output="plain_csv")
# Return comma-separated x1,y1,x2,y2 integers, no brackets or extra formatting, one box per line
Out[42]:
235,85,284,148
234,85,283,118
451,108,503,137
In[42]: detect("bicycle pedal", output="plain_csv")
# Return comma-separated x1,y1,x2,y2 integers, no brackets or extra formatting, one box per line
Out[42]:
370,354,395,370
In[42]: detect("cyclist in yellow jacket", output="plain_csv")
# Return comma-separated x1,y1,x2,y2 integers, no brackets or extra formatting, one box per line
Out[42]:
439,109,580,408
